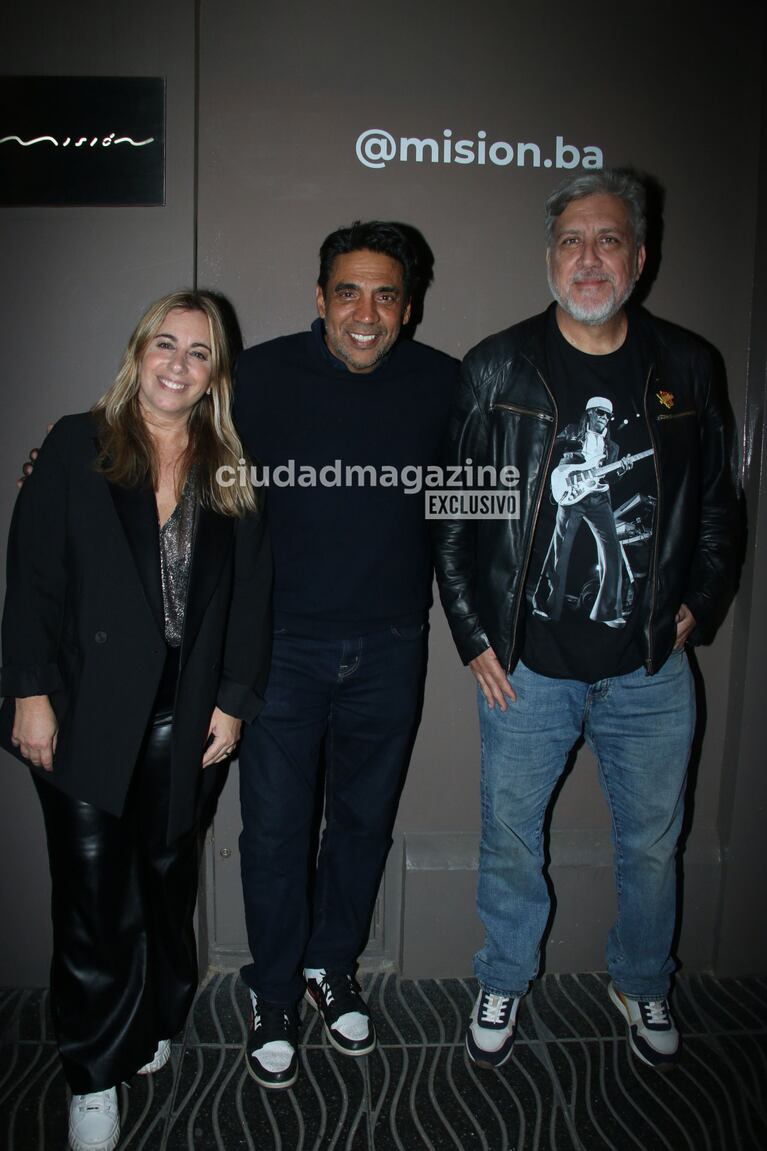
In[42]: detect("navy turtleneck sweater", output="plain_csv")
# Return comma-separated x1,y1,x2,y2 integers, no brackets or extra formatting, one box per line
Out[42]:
234,320,459,636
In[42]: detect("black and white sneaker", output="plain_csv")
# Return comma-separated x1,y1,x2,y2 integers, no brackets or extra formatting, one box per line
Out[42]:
304,969,376,1056
245,989,299,1089
608,982,679,1068
466,988,521,1068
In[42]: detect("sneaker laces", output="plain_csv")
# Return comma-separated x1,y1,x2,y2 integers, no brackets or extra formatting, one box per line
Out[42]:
250,992,293,1043
73,1091,117,1114
640,999,671,1027
478,992,513,1026
314,971,361,1015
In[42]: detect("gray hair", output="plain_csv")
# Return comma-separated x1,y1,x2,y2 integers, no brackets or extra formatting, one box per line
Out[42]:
544,168,647,249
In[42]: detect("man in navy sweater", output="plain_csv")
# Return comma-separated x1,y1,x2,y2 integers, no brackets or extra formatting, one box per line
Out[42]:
233,222,459,1089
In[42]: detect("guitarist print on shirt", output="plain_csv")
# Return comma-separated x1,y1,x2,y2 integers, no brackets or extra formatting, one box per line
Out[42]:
532,396,655,628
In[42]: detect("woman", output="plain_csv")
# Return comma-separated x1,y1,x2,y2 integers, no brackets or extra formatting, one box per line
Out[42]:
0,291,271,1151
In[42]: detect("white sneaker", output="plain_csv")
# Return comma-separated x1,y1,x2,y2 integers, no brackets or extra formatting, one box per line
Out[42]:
466,988,521,1068
137,1039,171,1074
68,1087,120,1151
608,982,679,1068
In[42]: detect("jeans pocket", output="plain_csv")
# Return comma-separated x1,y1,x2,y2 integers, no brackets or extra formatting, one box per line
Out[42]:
390,622,428,641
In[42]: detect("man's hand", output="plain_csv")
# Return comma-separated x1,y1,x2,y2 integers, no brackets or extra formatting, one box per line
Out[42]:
16,426,52,488
469,647,516,711
12,696,58,770
616,455,634,477
202,706,243,767
673,603,696,651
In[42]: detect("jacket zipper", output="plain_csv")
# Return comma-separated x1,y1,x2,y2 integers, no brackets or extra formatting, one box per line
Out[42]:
655,410,695,420
491,401,555,423
644,364,661,674
503,372,558,672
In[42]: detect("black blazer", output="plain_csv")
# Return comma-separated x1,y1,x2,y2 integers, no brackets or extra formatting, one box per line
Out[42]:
0,413,272,840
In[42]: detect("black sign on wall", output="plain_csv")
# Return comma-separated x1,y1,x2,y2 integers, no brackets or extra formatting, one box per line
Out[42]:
0,76,166,206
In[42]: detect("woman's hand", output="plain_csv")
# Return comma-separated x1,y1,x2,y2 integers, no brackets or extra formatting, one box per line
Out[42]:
12,696,58,770
16,425,53,488
202,706,242,767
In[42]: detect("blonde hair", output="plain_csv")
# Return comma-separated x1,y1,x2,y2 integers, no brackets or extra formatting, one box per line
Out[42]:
92,290,258,517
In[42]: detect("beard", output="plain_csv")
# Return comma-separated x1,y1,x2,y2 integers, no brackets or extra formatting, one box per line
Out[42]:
548,269,636,327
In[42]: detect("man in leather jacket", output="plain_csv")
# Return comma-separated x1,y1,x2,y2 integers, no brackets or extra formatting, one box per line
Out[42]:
433,169,735,1072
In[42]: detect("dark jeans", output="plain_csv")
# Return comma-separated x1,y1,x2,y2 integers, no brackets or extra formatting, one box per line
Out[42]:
239,623,428,1005
33,707,199,1093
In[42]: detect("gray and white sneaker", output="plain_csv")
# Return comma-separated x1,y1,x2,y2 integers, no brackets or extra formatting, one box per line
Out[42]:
608,982,679,1068
466,988,521,1068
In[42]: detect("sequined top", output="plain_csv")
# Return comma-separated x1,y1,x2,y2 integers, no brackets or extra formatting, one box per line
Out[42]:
158,473,197,647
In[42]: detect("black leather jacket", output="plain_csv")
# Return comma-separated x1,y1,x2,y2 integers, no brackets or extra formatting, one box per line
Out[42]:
433,305,736,675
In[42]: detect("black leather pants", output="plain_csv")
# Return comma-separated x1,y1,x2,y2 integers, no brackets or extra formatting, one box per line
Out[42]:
33,706,199,1093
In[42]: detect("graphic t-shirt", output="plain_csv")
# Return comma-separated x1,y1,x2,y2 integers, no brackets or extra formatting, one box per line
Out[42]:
521,310,657,681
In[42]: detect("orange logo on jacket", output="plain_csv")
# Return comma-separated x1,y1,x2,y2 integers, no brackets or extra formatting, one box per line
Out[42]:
656,390,674,410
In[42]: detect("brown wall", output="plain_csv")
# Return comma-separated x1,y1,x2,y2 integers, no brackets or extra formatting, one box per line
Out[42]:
1,0,764,985
0,0,198,985
713,50,767,975
195,0,765,978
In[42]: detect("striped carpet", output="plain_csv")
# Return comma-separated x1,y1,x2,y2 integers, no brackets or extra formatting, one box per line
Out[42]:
1,972,765,1149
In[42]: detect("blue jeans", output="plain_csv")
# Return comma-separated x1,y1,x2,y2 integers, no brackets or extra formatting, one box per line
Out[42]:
476,652,695,1000
239,623,427,1005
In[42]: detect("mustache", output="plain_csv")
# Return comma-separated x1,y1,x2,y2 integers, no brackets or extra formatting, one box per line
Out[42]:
571,271,615,284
